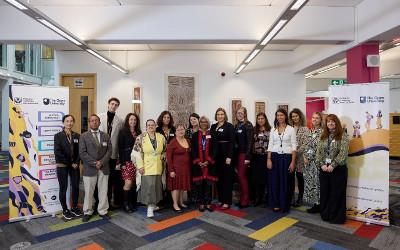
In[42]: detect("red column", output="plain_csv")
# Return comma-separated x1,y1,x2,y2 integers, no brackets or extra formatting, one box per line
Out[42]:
346,43,380,84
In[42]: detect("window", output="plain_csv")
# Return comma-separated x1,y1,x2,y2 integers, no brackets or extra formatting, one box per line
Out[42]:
15,44,26,73
0,44,6,68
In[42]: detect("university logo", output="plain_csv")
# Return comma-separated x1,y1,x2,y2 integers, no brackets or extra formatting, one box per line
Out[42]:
13,97,22,104
360,96,367,103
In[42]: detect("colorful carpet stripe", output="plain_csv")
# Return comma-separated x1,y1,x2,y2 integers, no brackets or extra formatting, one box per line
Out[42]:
211,204,246,218
343,219,363,230
77,242,105,250
248,217,298,241
245,212,287,230
311,241,348,250
195,242,224,250
147,210,203,232
353,224,384,240
36,219,109,242
143,219,203,242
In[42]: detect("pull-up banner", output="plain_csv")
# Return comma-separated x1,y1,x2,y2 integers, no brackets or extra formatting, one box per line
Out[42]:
329,83,390,226
8,85,69,222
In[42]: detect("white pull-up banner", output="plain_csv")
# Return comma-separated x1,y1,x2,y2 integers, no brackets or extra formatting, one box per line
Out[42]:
8,85,69,222
329,83,390,226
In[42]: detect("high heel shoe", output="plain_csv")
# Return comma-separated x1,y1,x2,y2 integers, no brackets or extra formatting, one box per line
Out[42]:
173,206,182,213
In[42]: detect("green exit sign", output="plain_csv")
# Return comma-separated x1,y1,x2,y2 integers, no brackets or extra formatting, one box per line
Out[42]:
331,79,347,85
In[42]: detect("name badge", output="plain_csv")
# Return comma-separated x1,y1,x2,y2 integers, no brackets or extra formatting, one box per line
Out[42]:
102,142,107,146
218,128,224,132
258,133,264,137
169,134,175,137
237,130,242,133
325,158,332,164
152,151,157,156
332,139,335,143
73,139,78,143
307,149,313,154
278,146,284,154
206,135,211,139
312,134,316,138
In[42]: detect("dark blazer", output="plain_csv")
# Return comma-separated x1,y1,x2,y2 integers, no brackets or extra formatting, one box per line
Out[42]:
54,130,80,166
79,130,112,176
210,122,235,159
191,130,218,182
156,126,176,144
118,127,140,165
234,121,254,160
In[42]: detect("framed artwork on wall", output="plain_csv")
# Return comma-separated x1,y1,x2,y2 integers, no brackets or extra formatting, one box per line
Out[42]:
132,86,142,118
165,74,197,127
230,98,242,125
255,100,266,117
277,103,289,113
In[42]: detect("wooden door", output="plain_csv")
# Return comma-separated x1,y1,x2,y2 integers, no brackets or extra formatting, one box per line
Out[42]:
61,74,96,134
390,113,400,157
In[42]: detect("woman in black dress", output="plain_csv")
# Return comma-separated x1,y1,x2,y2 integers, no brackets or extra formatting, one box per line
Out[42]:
118,113,141,213
210,108,234,209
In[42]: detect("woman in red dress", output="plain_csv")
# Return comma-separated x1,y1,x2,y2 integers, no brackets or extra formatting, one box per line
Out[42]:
166,124,191,213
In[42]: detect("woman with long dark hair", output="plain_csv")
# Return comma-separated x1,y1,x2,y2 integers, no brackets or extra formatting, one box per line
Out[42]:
289,108,310,207
54,115,82,220
185,113,200,140
316,114,349,224
118,113,141,213
267,109,297,212
156,110,176,144
251,112,271,206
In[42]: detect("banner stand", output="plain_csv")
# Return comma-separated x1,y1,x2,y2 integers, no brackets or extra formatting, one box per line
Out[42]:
8,85,69,222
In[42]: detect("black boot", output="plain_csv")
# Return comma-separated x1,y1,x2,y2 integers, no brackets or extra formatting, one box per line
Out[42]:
123,190,133,213
129,188,137,212
307,204,320,213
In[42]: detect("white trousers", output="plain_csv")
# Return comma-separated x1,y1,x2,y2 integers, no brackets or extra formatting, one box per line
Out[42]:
83,171,109,216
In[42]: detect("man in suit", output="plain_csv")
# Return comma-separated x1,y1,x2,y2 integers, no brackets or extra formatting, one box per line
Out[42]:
80,114,112,222
98,97,124,208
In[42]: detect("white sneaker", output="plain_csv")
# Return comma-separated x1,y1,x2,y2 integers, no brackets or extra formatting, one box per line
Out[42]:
147,205,154,218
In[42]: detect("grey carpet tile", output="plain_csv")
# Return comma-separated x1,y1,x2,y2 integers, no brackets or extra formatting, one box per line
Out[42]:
369,226,400,250
152,207,186,221
254,226,317,250
90,222,148,250
287,209,355,234
110,211,154,237
20,215,62,236
197,211,255,236
0,222,37,249
28,228,103,250
297,221,377,250
243,206,274,221
197,221,257,249
136,228,205,250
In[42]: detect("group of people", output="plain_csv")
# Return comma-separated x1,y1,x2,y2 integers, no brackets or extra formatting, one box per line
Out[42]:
54,97,349,225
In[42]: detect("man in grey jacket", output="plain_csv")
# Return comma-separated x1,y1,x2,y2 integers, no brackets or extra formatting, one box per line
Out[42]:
80,114,112,222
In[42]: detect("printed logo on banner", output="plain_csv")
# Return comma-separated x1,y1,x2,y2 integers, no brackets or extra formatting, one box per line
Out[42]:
331,96,355,104
359,96,385,104
43,98,67,106
13,97,39,105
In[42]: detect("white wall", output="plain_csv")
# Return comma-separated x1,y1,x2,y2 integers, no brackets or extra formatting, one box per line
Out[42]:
56,50,306,127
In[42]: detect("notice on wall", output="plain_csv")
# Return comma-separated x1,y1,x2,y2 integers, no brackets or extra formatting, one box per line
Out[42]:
8,85,69,221
329,83,389,226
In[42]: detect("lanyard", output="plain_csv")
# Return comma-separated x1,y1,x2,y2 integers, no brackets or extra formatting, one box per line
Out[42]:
277,126,286,148
201,135,206,151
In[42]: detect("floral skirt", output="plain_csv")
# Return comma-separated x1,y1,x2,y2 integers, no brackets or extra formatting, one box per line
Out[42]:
122,161,136,181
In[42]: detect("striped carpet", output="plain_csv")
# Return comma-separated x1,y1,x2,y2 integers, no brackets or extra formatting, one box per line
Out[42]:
0,151,399,250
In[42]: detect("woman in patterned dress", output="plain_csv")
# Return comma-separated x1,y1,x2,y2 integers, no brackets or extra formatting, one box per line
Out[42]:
316,114,349,224
289,108,310,207
118,113,141,213
303,112,323,213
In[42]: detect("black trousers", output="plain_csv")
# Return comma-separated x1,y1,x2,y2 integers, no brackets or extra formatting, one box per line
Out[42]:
217,157,234,205
289,171,304,202
320,165,347,224
195,180,213,205
56,166,80,211
108,158,124,206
